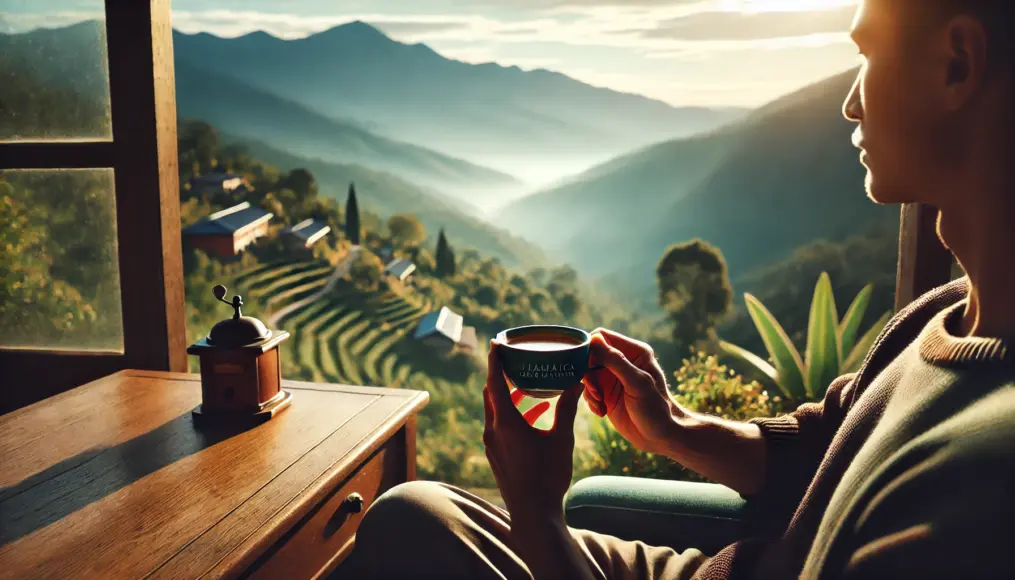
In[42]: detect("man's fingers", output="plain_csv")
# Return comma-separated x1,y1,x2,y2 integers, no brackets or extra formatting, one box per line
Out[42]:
582,386,606,417
483,386,494,427
590,335,651,393
522,402,551,426
486,341,518,420
592,328,653,364
553,383,583,435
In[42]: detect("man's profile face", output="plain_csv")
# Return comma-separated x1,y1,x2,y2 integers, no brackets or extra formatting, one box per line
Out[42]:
843,0,943,205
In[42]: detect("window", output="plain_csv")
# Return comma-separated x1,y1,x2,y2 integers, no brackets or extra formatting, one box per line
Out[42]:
0,0,186,412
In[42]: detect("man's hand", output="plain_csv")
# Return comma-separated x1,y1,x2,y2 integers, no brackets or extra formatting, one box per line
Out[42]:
582,328,681,455
483,342,598,580
583,328,768,496
483,340,583,519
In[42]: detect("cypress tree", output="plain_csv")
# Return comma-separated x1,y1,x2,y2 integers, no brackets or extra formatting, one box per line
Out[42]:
435,228,456,278
345,182,360,245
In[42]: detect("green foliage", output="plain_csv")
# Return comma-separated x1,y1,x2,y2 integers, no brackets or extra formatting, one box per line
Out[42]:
656,239,733,355
434,228,457,278
0,171,123,349
178,120,220,180
722,221,898,354
281,168,318,202
0,55,108,140
578,351,779,482
345,183,361,245
722,273,892,404
387,214,426,249
347,249,385,292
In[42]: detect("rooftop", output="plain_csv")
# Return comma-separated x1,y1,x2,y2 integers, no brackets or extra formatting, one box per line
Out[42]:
384,259,416,281
182,202,273,236
414,306,464,343
284,218,331,245
189,172,249,193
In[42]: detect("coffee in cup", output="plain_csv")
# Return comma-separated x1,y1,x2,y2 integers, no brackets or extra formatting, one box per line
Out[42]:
495,325,592,399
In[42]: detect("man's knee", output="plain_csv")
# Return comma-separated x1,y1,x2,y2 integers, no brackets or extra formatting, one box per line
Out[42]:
358,481,458,544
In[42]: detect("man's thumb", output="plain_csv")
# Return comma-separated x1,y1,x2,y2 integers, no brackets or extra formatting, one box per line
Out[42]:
553,383,583,435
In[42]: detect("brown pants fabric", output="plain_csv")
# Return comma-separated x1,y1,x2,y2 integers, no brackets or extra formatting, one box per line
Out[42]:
340,481,709,580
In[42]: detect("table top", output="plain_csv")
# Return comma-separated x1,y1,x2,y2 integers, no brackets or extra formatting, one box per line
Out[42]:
0,370,428,579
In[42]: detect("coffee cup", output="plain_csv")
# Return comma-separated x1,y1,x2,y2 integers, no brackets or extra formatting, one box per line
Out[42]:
495,325,592,399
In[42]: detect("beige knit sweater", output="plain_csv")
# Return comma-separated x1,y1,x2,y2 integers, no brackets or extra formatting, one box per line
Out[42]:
696,278,1015,579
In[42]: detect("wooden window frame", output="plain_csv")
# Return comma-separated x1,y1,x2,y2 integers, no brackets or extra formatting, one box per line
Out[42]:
0,0,186,413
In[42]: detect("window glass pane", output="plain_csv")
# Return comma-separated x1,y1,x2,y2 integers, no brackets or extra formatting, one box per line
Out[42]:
0,169,123,351
0,2,112,141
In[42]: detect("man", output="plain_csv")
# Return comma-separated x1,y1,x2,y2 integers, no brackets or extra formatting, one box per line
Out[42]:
344,0,1015,578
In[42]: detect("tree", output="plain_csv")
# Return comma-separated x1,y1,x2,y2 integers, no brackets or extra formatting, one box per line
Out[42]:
656,239,734,354
474,283,503,308
412,247,437,274
347,249,385,292
282,169,318,203
435,228,457,278
387,214,426,249
527,267,548,287
557,292,582,319
345,182,361,245
177,120,219,179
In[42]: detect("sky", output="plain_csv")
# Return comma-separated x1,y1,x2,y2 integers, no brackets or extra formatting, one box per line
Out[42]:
0,0,862,108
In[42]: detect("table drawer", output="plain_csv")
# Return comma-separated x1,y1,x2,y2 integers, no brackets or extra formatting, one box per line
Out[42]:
245,439,406,579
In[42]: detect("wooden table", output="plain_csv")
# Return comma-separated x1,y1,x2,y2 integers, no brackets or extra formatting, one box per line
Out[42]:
0,370,428,579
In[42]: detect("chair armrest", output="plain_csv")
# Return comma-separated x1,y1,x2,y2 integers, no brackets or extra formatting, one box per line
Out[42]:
565,476,749,555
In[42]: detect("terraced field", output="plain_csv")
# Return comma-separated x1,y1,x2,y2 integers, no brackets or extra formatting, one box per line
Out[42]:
275,285,437,387
228,259,440,387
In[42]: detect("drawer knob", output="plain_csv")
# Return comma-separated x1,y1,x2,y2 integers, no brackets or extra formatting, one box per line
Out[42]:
342,492,365,514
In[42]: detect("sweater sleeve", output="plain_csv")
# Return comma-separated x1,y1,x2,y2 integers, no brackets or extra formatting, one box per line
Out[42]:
832,426,1015,579
743,373,859,531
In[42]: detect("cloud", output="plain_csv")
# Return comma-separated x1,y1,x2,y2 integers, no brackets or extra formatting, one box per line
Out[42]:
0,11,102,34
643,6,856,41
373,20,468,36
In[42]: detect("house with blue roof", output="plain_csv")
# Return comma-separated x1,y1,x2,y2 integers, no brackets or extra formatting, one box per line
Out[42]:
282,219,331,252
182,202,273,258
413,306,478,354
384,258,417,290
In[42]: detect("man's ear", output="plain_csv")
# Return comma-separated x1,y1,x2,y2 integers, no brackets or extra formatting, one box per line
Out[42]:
941,14,989,110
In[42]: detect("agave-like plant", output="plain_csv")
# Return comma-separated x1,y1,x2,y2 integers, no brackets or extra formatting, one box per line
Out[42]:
721,273,891,404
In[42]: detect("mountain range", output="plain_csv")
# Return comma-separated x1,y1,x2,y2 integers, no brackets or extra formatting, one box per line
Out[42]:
501,68,900,305
0,22,543,267
171,21,743,184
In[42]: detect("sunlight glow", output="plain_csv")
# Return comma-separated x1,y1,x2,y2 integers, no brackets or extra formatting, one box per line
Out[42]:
721,0,857,12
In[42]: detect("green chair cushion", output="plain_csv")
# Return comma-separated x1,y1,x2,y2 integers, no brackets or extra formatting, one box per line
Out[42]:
564,476,750,555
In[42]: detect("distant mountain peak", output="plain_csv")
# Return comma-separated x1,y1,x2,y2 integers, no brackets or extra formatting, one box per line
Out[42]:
311,20,389,42
237,30,280,42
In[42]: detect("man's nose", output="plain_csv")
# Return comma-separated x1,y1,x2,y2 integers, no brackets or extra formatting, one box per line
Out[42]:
842,75,862,122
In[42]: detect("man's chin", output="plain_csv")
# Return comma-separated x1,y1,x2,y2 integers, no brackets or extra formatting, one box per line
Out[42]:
865,174,916,205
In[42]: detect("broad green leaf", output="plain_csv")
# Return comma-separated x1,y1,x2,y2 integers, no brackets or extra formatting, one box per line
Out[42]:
744,293,807,402
842,310,892,373
805,273,840,399
838,284,873,360
719,339,778,384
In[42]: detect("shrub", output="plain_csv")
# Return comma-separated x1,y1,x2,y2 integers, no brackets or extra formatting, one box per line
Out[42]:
721,272,890,405
577,351,780,482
